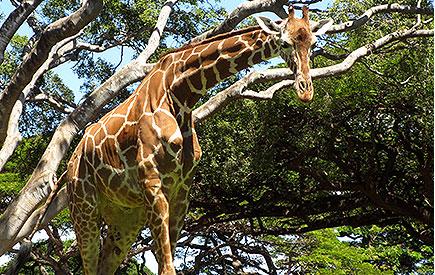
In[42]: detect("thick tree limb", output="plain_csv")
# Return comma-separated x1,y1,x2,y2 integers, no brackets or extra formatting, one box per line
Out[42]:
0,34,81,171
189,0,289,43
0,98,22,171
0,0,177,256
0,0,43,65
0,0,103,148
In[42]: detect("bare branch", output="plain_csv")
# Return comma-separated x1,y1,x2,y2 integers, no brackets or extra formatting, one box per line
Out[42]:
0,97,22,171
0,0,103,148
0,33,81,171
241,80,295,100
190,0,288,43
327,4,433,34
28,92,76,114
0,0,44,65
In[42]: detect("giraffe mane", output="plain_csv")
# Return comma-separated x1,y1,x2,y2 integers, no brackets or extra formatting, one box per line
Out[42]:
161,25,263,57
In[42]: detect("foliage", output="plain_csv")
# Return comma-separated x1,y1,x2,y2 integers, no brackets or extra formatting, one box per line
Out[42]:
0,0,432,273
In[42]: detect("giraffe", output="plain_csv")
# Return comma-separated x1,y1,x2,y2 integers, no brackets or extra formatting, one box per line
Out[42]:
66,6,331,275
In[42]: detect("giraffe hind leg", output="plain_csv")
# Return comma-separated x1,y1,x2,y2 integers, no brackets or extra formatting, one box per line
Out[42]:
68,178,101,275
97,204,145,275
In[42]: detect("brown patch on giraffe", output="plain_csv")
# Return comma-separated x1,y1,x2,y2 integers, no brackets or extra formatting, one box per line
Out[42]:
138,116,160,157
105,116,125,136
147,71,165,111
96,166,112,186
159,54,173,70
252,51,263,64
100,138,123,169
263,43,271,58
85,123,99,136
203,67,218,89
118,124,137,151
188,74,203,91
200,43,220,67
215,57,232,80
184,53,201,71
93,127,107,147
222,37,243,56
115,96,134,117
165,64,176,90
192,44,208,54
235,50,254,71
180,49,193,60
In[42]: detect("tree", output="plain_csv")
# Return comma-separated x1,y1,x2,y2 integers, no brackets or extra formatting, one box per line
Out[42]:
0,0,433,273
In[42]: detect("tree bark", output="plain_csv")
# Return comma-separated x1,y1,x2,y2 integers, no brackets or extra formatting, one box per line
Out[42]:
0,0,103,148
0,0,43,65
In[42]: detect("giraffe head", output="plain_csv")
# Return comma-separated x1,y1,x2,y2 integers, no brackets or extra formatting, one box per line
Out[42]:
256,6,332,102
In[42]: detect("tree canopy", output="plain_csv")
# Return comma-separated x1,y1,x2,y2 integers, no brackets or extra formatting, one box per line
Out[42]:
0,0,433,274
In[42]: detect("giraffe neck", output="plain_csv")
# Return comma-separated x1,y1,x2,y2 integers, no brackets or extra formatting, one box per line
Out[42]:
166,27,279,114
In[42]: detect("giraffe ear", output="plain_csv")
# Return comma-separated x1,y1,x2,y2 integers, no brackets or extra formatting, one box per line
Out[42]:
311,19,334,35
256,16,280,35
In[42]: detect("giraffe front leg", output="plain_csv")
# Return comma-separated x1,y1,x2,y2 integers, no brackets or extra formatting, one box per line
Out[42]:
168,181,191,254
142,175,175,275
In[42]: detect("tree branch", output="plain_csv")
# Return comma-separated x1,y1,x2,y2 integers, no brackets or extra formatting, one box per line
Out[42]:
0,0,43,65
28,91,77,114
326,4,433,34
0,33,81,171
189,0,288,43
0,0,103,148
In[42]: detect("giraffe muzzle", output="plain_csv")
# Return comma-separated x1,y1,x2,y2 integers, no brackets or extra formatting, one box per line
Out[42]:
295,76,313,102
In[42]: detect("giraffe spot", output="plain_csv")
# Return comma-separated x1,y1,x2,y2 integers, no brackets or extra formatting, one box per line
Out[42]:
203,67,218,89
105,116,125,136
200,44,220,65
222,37,242,54
215,58,232,80
159,54,173,70
85,123,99,136
147,71,165,110
263,43,271,58
92,128,104,147
252,51,263,64
164,64,176,88
118,124,137,150
192,44,208,54
100,138,124,169
115,96,134,116
235,50,254,71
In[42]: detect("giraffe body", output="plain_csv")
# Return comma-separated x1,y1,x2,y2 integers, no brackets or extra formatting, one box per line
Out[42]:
67,7,331,274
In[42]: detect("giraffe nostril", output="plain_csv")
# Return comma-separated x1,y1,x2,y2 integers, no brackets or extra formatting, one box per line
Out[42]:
299,80,307,90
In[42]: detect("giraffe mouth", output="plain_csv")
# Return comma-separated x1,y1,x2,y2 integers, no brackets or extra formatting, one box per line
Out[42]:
283,56,313,102
295,75,313,102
